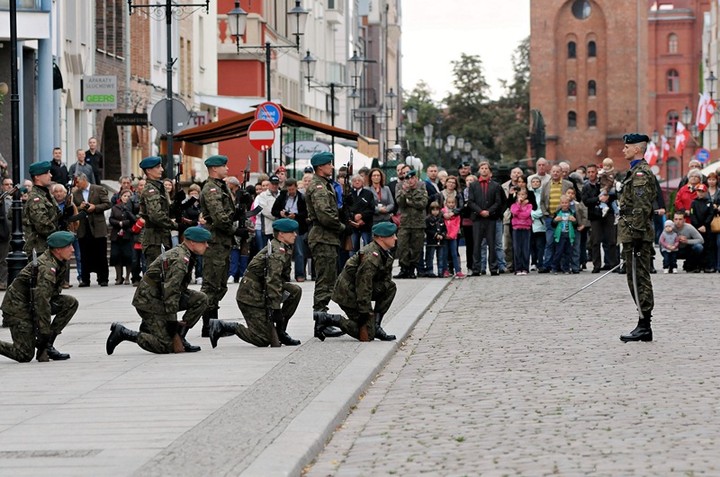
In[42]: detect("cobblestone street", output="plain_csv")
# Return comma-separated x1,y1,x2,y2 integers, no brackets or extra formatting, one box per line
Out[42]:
307,264,720,477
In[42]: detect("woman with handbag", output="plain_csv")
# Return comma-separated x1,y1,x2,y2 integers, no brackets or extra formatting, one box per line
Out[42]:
109,190,136,284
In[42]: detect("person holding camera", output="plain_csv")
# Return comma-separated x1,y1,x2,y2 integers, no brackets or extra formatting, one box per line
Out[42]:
72,172,111,287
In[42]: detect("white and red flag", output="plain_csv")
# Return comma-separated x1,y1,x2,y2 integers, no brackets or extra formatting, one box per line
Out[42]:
696,93,717,132
675,121,691,156
644,141,658,166
660,135,670,163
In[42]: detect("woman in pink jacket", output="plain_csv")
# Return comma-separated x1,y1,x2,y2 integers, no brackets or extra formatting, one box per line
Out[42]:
510,189,533,275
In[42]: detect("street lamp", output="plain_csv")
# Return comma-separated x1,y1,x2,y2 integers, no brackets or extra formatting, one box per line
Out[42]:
128,0,210,182
707,71,717,99
682,105,692,126
423,123,434,149
227,0,309,173
447,134,456,149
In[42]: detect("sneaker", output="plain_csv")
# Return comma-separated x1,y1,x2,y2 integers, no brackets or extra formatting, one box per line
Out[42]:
227,276,235,284
530,265,537,272
454,272,466,279
663,269,669,274
196,277,203,285
443,270,451,278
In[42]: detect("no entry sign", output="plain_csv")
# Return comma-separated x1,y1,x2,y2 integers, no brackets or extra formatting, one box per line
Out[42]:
248,119,276,151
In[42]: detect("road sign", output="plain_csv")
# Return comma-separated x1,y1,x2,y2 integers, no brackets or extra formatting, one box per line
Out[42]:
255,102,283,128
150,98,191,134
248,119,276,151
696,148,710,163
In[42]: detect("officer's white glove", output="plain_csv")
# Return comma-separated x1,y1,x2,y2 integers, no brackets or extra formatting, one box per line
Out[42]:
615,180,623,193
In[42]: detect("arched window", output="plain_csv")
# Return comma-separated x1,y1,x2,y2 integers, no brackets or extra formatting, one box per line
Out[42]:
667,69,679,92
588,111,597,127
668,33,678,54
667,110,679,132
588,41,597,57
568,41,576,59
568,111,577,128
568,80,577,97
588,80,596,96
572,0,591,20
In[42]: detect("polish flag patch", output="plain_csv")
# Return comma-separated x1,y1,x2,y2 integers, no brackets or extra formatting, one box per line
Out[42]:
183,256,189,263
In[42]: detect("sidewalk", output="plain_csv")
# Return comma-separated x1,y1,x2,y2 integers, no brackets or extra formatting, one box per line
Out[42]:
0,276,449,477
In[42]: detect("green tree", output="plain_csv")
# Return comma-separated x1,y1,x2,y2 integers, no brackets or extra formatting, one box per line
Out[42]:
402,81,441,163
496,37,531,163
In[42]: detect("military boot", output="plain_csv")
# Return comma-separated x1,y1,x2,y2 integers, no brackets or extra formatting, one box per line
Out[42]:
201,307,218,338
106,322,139,355
178,322,201,352
208,319,236,349
620,315,652,342
35,335,51,362
374,313,396,341
46,333,71,360
276,318,301,346
313,311,344,341
393,267,411,279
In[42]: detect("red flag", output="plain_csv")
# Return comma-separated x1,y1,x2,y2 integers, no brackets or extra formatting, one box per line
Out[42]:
675,121,690,156
644,141,658,166
696,93,716,132
661,135,670,163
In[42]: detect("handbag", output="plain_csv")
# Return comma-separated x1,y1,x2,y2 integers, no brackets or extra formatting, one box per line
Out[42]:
711,214,720,233
342,234,354,252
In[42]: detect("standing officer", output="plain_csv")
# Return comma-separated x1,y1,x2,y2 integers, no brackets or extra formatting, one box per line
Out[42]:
314,222,398,342
138,156,175,265
198,155,236,336
618,134,657,342
305,151,344,336
0,231,78,363
394,169,428,278
208,218,302,348
105,226,210,355
22,161,60,255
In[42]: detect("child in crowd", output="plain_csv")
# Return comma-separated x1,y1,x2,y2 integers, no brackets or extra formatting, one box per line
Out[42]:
441,196,464,278
423,202,446,278
565,188,588,273
659,219,679,273
597,157,620,221
509,189,533,275
528,175,546,271
551,195,577,274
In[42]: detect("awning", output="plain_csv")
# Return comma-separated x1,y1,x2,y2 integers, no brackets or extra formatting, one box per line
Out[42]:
175,104,359,146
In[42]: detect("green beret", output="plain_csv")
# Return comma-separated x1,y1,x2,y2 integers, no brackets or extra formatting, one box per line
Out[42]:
139,156,162,170
183,226,212,242
47,231,76,248
372,222,397,237
204,155,228,167
405,169,417,178
310,151,334,167
623,133,650,144
28,161,52,177
273,218,299,233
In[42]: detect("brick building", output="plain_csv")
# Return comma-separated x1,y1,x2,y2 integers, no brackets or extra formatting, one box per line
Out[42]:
531,0,709,179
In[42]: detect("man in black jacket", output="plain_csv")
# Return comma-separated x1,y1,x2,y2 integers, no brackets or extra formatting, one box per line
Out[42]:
581,163,619,273
343,174,375,254
50,147,69,186
467,161,505,276
271,178,309,281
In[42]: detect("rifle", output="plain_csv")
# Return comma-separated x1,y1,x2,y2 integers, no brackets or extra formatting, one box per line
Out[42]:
159,244,184,352
0,184,18,201
159,244,168,302
265,240,281,347
30,249,48,360
242,156,252,191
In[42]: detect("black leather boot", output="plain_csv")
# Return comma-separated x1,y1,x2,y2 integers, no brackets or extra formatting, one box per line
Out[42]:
374,313,396,341
277,318,301,346
393,267,410,279
46,333,70,360
35,334,51,362
313,312,345,341
179,323,201,352
620,316,652,342
106,322,139,355
201,307,218,337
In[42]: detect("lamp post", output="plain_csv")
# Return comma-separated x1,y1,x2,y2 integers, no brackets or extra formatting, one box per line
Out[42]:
423,123,434,150
7,0,26,281
227,0,309,173
664,123,674,187
128,0,210,182
405,107,417,153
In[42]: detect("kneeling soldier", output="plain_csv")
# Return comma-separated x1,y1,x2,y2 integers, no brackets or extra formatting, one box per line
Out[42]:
0,231,78,363
106,226,209,355
314,222,398,342
209,218,302,348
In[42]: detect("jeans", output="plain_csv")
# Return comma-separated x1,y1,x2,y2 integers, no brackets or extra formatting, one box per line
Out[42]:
571,231,581,272
495,220,506,270
255,229,269,251
552,233,573,272
440,238,461,274
229,248,241,279
661,250,678,269
294,232,308,278
512,229,531,273
351,229,372,256
425,243,440,275
542,217,556,270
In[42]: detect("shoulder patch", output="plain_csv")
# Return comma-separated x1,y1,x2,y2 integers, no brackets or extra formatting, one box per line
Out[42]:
183,256,190,263
279,247,285,253
209,188,217,192
372,251,379,257
148,189,156,194
50,267,56,274
33,197,40,202
316,185,324,189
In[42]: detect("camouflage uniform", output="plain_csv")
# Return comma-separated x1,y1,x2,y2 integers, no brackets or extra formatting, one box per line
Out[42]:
395,184,428,272
618,159,657,316
331,241,396,341
230,238,301,347
199,177,235,315
0,250,77,362
130,243,207,354
139,179,174,264
305,174,345,311
22,185,60,255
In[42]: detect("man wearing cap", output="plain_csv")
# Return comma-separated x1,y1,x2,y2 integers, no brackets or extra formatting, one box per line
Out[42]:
305,152,346,330
618,134,657,342
105,226,210,355
138,156,176,265
0,231,78,362
395,168,429,278
22,161,60,255
274,165,287,189
208,218,302,348
198,155,236,336
314,221,398,341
